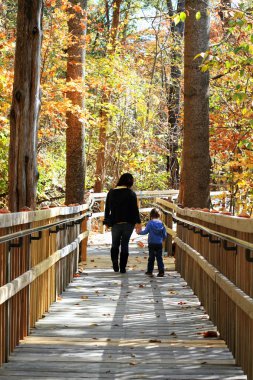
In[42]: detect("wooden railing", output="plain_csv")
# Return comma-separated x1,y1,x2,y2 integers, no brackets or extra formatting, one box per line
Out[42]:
0,204,90,365
156,198,253,380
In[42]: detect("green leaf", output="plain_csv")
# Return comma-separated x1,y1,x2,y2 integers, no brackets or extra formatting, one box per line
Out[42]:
174,14,181,26
179,12,186,22
196,11,201,21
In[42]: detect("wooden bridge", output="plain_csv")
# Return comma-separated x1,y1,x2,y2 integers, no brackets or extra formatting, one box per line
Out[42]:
0,191,252,379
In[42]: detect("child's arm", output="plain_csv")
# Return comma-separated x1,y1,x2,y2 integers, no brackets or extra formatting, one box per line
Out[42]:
162,225,167,240
137,222,150,235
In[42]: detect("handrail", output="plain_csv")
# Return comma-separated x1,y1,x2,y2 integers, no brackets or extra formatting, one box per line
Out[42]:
154,202,253,254
0,211,91,245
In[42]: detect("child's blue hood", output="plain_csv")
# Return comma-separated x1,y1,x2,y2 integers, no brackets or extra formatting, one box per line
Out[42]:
149,219,165,235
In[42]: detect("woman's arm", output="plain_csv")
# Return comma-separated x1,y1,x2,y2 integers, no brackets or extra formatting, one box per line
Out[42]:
103,189,112,226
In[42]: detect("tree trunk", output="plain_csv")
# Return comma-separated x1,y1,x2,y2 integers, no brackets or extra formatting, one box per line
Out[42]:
8,0,43,212
94,104,107,193
65,0,87,205
219,0,231,28
166,0,185,190
110,0,121,51
179,0,210,208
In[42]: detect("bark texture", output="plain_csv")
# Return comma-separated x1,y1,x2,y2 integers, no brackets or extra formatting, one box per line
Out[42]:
65,0,87,204
8,0,43,212
179,0,210,208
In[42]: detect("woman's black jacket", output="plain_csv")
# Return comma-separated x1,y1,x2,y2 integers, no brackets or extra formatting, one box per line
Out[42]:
104,187,141,227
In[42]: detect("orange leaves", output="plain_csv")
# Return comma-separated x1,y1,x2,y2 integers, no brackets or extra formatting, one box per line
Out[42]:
73,4,83,13
0,208,10,214
45,0,56,7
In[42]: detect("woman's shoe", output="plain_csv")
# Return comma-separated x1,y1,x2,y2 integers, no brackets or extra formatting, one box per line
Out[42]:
112,262,119,272
157,272,164,277
145,272,153,276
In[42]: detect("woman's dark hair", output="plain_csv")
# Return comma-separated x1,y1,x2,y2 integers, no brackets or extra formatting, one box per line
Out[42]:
117,173,134,188
150,208,160,219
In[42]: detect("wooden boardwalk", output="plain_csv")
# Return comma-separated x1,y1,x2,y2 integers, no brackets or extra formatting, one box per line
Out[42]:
0,234,247,379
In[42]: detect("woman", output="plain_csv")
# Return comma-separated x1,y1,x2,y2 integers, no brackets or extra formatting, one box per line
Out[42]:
104,173,141,273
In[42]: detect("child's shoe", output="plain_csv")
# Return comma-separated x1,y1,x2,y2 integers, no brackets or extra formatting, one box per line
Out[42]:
157,271,164,277
145,272,153,277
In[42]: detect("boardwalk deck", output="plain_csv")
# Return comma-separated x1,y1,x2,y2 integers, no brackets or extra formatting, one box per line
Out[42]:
0,233,247,379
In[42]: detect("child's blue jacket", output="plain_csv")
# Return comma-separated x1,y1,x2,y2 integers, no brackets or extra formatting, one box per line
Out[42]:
138,219,167,244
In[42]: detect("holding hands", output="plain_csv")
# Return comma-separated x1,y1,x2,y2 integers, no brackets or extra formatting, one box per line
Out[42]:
135,223,142,234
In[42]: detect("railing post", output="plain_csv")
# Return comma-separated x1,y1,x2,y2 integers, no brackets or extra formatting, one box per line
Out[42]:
166,199,173,256
99,200,105,234
5,244,11,362
80,215,88,262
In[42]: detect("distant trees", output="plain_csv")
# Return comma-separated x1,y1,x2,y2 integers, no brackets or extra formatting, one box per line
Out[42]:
93,0,123,193
166,0,185,189
8,0,43,211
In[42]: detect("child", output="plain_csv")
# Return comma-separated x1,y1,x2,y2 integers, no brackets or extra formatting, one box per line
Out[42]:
137,208,167,277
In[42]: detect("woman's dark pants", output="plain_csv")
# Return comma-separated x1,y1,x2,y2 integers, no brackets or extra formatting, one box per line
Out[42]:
111,223,134,272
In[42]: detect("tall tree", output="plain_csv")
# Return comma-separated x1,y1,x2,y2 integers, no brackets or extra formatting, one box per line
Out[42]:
65,0,87,204
166,0,185,189
8,0,43,211
179,0,210,207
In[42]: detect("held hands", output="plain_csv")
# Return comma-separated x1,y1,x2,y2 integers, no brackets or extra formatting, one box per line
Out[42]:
135,223,142,234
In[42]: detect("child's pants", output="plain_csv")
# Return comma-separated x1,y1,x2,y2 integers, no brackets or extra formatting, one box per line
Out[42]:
147,243,164,273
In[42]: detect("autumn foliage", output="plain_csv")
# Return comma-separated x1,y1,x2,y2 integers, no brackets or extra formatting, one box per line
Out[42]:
0,0,252,214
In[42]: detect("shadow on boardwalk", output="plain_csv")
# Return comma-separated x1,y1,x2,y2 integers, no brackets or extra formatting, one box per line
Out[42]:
0,239,247,380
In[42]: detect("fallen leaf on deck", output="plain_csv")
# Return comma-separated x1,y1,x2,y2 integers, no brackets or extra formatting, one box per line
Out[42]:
149,339,161,343
203,331,219,338
129,361,137,365
73,273,81,277
81,295,89,300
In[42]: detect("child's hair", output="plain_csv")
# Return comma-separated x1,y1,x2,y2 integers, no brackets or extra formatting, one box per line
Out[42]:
150,208,160,219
